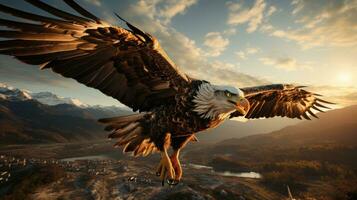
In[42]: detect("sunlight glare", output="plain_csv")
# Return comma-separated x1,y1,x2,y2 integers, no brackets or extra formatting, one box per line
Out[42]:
337,72,352,84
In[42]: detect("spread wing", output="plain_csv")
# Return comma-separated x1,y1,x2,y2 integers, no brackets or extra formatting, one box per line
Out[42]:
231,84,333,120
0,0,190,111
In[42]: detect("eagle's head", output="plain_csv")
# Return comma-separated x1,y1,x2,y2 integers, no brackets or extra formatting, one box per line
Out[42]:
193,83,250,120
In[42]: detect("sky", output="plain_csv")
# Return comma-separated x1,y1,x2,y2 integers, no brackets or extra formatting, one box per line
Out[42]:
0,0,356,107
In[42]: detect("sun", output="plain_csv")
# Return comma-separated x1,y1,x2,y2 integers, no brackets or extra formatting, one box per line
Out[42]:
337,72,352,84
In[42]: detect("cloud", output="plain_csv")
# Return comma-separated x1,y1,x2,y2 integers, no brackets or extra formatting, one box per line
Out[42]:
227,0,266,33
125,0,161,21
246,47,260,54
266,5,277,17
259,23,274,32
263,0,357,48
260,56,313,71
291,0,304,15
194,60,269,87
126,0,198,25
158,0,198,24
209,60,239,71
123,1,267,88
84,0,101,7
203,32,230,57
235,47,260,60
123,0,203,69
222,28,237,36
235,51,246,60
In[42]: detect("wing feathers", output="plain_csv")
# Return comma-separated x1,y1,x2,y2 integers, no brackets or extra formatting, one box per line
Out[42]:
0,42,81,56
0,18,63,34
301,112,311,120
0,40,72,48
0,4,83,30
0,0,189,112
236,84,332,120
0,30,76,41
63,0,103,23
307,109,318,118
311,105,324,113
24,0,91,24
17,50,88,66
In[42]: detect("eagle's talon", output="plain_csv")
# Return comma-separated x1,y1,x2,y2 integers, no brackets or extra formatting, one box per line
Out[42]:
156,150,175,186
167,179,180,186
170,150,183,184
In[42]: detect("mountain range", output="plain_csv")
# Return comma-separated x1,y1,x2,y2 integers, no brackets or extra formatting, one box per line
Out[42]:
219,104,357,147
0,83,88,107
0,83,133,144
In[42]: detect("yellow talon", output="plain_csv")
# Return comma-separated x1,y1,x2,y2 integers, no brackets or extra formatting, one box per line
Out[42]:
170,150,182,182
156,150,175,185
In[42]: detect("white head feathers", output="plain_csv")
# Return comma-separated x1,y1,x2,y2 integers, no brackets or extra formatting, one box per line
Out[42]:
192,83,244,120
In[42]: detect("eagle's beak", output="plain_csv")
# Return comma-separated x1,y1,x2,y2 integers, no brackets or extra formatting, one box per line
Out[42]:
236,98,250,115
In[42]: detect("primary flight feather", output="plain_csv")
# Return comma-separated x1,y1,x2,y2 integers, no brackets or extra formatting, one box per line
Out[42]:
0,0,332,186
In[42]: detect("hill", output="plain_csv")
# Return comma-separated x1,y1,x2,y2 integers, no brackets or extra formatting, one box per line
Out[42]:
197,117,300,143
0,99,107,144
219,105,357,147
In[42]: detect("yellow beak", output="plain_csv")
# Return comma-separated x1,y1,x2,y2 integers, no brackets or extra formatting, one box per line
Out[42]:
236,98,250,115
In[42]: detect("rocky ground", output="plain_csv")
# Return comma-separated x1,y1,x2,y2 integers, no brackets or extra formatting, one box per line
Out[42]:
28,161,283,200
0,142,285,200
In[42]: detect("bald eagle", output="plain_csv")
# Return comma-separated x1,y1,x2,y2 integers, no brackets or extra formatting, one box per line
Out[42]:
0,0,332,185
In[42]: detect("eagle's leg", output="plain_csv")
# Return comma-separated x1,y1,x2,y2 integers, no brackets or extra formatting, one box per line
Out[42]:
156,134,175,186
167,149,182,185
167,134,197,185
156,149,176,185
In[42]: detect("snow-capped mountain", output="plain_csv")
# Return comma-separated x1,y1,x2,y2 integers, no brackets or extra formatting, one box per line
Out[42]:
0,83,132,144
0,83,88,107
0,83,33,101
31,92,88,107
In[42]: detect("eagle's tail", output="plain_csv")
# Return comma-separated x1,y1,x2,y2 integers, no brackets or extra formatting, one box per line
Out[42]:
98,113,158,157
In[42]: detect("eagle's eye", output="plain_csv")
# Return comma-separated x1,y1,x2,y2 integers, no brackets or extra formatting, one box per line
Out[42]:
225,91,231,97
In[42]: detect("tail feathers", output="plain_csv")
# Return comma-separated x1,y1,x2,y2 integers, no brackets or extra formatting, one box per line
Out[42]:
107,122,140,138
98,113,157,157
